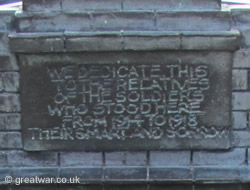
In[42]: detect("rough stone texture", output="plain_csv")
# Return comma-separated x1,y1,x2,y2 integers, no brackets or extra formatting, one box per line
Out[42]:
125,152,147,166
0,94,20,112
156,11,231,31
23,0,62,12
149,184,193,190
105,184,146,190
233,70,248,90
150,151,190,166
233,92,250,110
60,152,102,167
16,12,92,32
0,152,7,167
12,167,58,178
93,12,155,31
65,35,123,52
9,34,65,53
232,10,250,29
0,55,18,71
62,0,122,11
193,149,245,166
0,132,22,149
149,167,192,180
1,72,19,92
7,151,58,167
233,49,250,68
232,131,250,147
241,30,250,48
195,184,240,190
194,167,241,181
123,0,220,10
181,33,240,51
232,111,248,130
60,167,103,180
104,167,147,180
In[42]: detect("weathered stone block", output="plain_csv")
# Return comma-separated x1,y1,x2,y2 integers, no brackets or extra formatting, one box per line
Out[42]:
0,94,20,112
232,9,250,29
23,0,61,11
195,184,240,190
0,152,7,167
105,184,146,190
62,0,122,11
149,167,192,180
241,30,250,48
233,70,248,90
12,168,58,178
156,11,231,31
9,33,65,53
8,151,58,167
150,151,190,166
7,132,22,149
16,13,91,32
0,114,21,130
104,167,146,180
65,34,123,52
232,111,248,130
124,0,220,10
59,184,103,190
233,49,250,68
124,33,181,50
232,131,250,147
193,149,245,166
126,152,147,166
0,55,18,71
93,12,155,31
233,92,250,110
60,152,102,167
2,72,19,92
194,167,241,181
60,167,102,180
150,184,192,190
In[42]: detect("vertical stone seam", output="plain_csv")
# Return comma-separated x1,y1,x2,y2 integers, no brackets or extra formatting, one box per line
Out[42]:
102,151,105,180
146,151,150,180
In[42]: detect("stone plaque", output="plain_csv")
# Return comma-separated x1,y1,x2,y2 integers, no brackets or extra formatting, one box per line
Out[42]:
20,52,231,150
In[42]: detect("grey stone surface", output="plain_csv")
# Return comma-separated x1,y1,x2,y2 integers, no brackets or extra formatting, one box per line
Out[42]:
150,151,190,166
233,92,250,110
149,167,192,180
9,34,65,53
126,152,147,166
12,167,58,178
0,114,21,130
65,35,123,52
241,30,250,48
2,72,19,92
123,0,220,10
60,167,103,180
0,55,18,71
7,132,22,149
105,152,125,166
62,0,122,11
233,70,248,90
233,49,250,68
181,34,240,51
232,111,248,130
193,149,245,166
105,184,146,190
8,151,58,167
156,11,231,31
92,12,155,31
60,152,102,167
232,9,250,29
20,52,232,151
195,184,240,190
0,152,7,167
23,0,62,12
16,12,91,32
104,167,146,180
0,133,8,149
232,131,250,147
59,184,102,190
194,167,241,181
149,184,192,190
12,184,58,190
0,94,20,112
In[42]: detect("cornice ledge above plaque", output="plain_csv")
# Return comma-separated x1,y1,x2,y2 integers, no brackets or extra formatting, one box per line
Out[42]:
9,30,241,53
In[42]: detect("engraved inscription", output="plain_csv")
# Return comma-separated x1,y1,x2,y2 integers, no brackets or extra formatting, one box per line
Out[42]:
27,64,227,141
